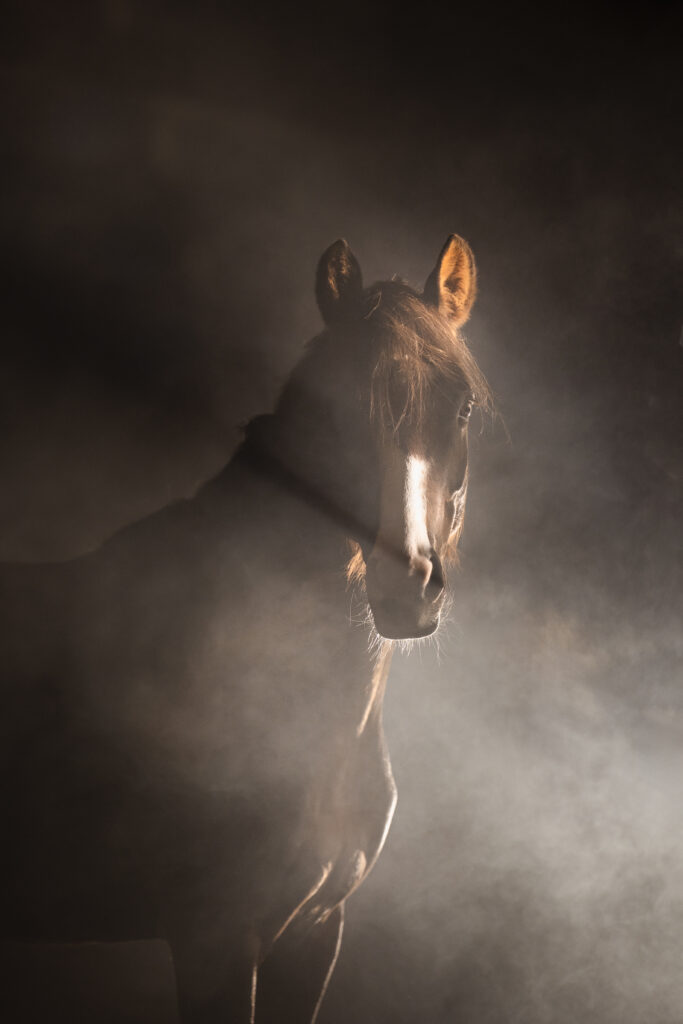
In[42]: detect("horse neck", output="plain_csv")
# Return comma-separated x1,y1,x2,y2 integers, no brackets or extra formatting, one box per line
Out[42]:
201,412,392,734
217,412,356,568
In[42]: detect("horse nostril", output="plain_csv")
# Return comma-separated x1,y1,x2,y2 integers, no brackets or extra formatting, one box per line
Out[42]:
426,552,444,599
409,554,432,587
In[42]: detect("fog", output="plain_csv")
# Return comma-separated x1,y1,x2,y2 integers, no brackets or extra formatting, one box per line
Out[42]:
1,3,681,1021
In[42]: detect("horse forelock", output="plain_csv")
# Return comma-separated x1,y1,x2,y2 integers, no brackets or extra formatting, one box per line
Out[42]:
364,284,492,436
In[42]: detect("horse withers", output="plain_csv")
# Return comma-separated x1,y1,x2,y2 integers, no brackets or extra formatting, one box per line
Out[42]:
0,234,489,1022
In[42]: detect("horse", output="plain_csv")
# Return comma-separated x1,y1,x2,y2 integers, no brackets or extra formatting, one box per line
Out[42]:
0,234,489,1023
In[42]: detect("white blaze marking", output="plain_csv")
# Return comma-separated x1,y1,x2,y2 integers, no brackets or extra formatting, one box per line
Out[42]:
404,455,430,557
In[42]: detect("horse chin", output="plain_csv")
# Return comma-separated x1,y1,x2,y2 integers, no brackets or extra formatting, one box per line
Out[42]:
369,600,443,642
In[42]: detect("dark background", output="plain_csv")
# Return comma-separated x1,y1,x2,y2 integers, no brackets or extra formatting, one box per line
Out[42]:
2,2,682,1021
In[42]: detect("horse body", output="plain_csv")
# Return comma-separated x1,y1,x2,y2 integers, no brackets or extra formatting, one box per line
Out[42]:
0,235,487,1022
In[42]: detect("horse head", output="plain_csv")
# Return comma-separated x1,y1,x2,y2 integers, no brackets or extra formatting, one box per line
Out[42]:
274,234,488,642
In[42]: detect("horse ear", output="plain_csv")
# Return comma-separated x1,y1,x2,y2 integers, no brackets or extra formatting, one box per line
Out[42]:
316,239,363,325
423,234,477,326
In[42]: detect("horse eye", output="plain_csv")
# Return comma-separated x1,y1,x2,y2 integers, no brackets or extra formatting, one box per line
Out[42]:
458,398,474,424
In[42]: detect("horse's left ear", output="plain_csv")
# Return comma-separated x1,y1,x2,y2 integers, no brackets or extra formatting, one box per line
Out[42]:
316,239,364,325
424,234,477,326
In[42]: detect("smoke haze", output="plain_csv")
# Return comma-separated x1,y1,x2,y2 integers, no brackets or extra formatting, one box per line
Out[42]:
1,2,681,1021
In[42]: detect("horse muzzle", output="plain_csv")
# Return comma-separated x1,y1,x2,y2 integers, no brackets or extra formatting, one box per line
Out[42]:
365,550,446,640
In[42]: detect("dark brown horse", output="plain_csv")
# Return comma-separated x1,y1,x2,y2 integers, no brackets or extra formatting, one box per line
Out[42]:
0,235,489,1022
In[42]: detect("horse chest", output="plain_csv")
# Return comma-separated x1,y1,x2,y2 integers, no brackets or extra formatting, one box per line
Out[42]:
272,710,397,937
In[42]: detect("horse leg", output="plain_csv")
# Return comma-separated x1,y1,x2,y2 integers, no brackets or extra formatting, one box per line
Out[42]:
254,904,344,1024
170,932,257,1024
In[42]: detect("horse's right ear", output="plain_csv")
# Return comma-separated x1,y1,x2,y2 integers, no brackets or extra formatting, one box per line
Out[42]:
316,239,363,325
423,234,477,327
